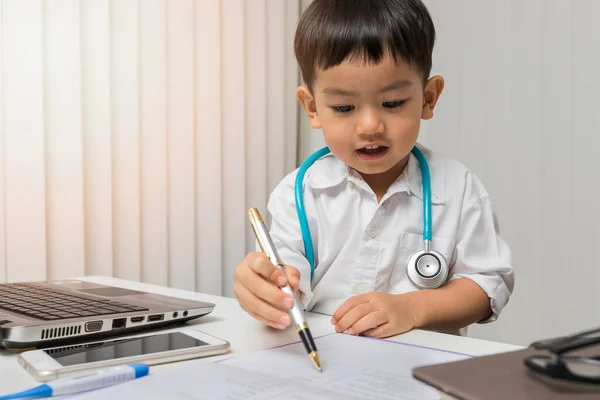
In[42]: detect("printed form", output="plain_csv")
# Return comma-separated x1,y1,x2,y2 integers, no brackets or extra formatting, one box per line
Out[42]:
72,333,469,400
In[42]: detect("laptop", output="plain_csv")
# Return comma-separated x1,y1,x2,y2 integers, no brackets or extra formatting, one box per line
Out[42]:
412,341,600,400
0,280,215,350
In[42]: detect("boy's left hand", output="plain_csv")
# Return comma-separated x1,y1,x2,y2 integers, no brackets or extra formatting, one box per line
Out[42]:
331,292,416,338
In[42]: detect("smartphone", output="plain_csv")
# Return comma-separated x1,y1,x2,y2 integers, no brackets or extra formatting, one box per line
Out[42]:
17,328,230,381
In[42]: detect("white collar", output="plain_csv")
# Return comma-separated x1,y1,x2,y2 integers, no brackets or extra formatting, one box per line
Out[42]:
307,144,445,205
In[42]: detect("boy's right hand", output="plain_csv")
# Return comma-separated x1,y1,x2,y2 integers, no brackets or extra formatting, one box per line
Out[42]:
233,252,301,330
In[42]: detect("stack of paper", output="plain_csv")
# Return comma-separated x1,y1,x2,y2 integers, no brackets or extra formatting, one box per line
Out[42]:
72,333,469,399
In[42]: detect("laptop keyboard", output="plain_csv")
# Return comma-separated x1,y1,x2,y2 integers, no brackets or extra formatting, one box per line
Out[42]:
0,284,149,321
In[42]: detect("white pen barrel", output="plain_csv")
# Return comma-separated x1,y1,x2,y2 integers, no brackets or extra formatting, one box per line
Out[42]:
251,218,283,265
248,209,309,330
279,281,305,325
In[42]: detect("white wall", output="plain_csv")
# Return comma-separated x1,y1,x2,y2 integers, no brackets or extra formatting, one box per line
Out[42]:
300,0,600,346
0,0,301,298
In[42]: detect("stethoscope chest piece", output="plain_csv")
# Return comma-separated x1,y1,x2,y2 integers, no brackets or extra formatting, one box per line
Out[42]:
406,248,449,289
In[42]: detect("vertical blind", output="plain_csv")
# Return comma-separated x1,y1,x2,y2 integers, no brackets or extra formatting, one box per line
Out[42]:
0,0,301,297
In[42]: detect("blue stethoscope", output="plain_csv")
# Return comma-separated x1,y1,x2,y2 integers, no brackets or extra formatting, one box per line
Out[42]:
294,146,449,289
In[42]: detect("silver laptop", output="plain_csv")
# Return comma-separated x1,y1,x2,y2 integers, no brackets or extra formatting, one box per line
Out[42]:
0,280,215,350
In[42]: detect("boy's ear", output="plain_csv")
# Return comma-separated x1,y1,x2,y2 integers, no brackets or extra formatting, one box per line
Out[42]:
296,86,321,129
421,75,444,120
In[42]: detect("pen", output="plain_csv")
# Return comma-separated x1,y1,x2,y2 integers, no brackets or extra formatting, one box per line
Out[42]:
248,208,322,372
0,363,149,400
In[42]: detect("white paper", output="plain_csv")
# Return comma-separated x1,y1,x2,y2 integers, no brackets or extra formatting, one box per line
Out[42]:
72,333,469,400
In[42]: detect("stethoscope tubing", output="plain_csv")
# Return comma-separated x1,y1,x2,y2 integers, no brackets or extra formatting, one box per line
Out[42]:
295,146,433,281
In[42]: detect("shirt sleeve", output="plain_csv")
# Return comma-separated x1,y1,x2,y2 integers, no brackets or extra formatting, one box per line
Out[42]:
265,179,315,310
450,194,515,324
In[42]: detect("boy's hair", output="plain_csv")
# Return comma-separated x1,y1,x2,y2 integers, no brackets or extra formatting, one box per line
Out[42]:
294,0,436,91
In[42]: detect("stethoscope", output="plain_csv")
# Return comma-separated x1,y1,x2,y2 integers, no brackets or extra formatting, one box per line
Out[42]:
294,145,449,289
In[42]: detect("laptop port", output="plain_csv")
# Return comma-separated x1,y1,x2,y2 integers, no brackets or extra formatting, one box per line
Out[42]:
85,321,103,332
147,314,164,322
172,312,179,318
111,318,127,329
183,310,188,317
130,316,144,323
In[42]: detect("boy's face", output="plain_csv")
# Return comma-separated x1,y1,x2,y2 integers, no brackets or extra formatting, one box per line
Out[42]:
297,55,444,186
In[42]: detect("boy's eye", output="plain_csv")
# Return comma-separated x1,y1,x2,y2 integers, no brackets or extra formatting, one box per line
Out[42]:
382,100,405,108
331,105,355,113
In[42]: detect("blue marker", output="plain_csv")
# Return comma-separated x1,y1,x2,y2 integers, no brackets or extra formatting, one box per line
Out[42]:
0,363,149,399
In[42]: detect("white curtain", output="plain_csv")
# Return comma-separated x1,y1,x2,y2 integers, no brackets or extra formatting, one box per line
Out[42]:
0,0,301,298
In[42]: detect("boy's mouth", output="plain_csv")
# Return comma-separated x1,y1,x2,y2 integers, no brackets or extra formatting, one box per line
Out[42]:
356,145,389,160
358,145,388,153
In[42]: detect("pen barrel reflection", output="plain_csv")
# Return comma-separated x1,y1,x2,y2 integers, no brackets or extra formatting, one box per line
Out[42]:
248,208,305,325
281,283,305,324
248,209,282,266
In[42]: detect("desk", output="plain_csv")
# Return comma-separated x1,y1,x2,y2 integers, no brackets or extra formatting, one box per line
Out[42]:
0,276,523,398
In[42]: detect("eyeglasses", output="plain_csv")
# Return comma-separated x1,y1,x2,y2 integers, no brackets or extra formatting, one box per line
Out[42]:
524,327,600,384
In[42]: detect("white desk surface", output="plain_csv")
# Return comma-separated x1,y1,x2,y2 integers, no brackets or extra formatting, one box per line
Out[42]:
0,276,523,397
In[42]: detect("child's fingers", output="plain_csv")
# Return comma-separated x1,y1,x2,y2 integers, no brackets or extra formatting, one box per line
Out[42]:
361,322,393,338
235,264,293,310
333,301,373,334
283,265,300,290
331,294,369,325
250,310,288,330
234,283,292,329
344,310,387,336
247,252,288,286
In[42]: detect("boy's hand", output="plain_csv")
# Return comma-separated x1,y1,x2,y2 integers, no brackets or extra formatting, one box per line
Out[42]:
233,252,301,330
331,292,416,338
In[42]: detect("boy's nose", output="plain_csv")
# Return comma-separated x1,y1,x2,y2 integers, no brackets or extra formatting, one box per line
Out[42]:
356,108,384,135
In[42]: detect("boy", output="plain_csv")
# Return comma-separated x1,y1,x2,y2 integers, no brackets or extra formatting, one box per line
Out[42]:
233,0,514,338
